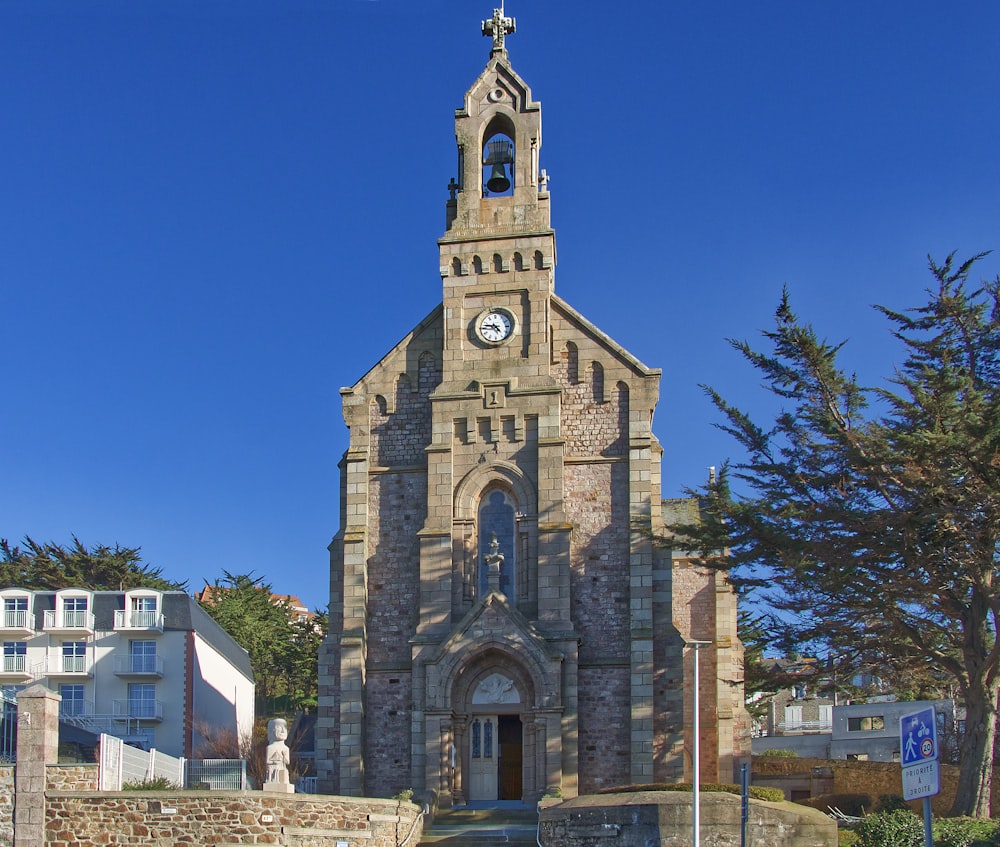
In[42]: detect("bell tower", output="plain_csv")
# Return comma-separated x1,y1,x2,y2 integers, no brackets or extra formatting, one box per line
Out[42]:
438,6,555,381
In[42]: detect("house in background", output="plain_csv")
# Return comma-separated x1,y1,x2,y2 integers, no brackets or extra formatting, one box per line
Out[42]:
754,697,954,763
0,587,254,758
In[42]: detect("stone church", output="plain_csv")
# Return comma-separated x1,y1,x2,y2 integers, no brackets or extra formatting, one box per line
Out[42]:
316,8,749,805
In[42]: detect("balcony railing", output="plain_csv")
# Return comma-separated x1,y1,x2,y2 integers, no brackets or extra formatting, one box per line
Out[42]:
0,656,33,678
43,609,95,634
775,718,833,735
59,701,96,720
113,654,164,676
112,699,164,721
113,610,164,632
0,610,34,634
45,655,92,676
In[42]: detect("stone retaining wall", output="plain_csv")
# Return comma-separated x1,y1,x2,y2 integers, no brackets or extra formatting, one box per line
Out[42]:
45,791,422,847
751,755,1000,817
539,791,836,847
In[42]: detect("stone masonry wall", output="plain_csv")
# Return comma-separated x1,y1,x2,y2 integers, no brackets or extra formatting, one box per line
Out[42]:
555,344,628,458
45,764,98,792
565,462,630,663
45,792,422,847
576,666,630,793
366,472,425,664
0,767,11,847
364,671,414,797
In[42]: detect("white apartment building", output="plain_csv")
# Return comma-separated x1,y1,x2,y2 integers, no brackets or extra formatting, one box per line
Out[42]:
0,587,254,758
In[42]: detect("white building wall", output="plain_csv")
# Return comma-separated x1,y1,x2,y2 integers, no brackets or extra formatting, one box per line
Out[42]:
191,632,254,755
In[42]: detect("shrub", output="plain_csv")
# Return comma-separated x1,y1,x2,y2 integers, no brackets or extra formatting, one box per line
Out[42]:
759,748,799,757
934,817,1000,847
853,809,923,847
875,795,909,813
595,782,784,803
121,776,180,791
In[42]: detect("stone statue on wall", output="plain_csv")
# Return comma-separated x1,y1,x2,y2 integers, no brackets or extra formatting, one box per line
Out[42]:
263,718,295,793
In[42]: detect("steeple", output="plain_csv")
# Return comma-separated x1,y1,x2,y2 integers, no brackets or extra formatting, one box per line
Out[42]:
438,6,555,382
443,6,550,237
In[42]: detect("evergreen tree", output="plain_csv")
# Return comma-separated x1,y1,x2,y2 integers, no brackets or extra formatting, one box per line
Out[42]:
0,535,182,591
671,254,1000,816
199,571,325,716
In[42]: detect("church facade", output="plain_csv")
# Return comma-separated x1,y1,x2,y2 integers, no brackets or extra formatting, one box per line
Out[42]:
316,9,749,804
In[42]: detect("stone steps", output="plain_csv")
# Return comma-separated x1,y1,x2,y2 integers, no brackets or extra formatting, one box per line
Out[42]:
419,808,538,847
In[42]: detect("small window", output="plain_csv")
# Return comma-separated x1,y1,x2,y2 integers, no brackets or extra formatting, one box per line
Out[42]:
847,715,884,732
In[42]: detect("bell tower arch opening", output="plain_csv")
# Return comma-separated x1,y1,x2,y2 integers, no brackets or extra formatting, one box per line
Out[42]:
482,114,516,197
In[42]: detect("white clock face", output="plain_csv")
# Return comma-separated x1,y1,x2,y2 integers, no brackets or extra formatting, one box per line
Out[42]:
479,310,513,342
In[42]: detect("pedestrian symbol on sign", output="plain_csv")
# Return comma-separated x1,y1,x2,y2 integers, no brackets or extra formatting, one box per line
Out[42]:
901,707,937,768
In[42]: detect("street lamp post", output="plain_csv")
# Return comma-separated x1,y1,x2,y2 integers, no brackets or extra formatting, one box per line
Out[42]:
688,640,712,847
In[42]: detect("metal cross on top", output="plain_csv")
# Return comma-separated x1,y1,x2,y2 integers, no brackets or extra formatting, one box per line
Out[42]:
482,5,516,52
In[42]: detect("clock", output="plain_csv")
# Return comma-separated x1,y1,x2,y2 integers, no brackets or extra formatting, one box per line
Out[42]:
477,309,514,343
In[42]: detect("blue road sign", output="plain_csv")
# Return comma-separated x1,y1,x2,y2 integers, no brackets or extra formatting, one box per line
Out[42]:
900,706,937,768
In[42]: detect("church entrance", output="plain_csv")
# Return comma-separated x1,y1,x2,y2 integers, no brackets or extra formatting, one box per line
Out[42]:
468,714,523,801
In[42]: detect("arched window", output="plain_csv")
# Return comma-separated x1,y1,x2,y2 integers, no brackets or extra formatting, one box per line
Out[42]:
478,490,516,599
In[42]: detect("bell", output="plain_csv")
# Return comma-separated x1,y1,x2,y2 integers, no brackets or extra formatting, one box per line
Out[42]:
486,163,511,193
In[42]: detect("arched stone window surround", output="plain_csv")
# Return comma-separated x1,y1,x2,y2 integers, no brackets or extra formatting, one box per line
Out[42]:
481,112,517,196
453,461,536,520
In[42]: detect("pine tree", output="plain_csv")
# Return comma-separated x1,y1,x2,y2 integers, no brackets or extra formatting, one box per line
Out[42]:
673,253,1000,816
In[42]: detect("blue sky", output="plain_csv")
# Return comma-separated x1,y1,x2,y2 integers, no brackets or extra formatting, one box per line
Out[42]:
2,0,998,611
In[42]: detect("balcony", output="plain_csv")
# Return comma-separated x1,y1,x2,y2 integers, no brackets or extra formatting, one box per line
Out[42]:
59,701,96,721
0,610,35,636
113,654,164,677
112,699,163,722
0,655,35,682
775,718,834,735
113,610,164,633
44,655,93,677
43,609,95,637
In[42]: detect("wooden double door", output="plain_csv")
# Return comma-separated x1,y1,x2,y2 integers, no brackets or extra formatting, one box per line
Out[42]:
468,714,522,801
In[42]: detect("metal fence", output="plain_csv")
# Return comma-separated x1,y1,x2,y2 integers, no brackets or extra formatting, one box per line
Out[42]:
0,691,16,763
185,758,248,791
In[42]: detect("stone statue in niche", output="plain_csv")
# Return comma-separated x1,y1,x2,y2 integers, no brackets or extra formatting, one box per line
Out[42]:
484,532,504,592
263,718,295,793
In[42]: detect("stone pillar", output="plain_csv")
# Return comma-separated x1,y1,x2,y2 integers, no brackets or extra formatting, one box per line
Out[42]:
15,684,61,847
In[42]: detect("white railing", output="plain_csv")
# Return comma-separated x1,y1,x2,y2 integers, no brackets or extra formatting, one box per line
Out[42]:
113,654,164,675
114,610,164,631
0,610,32,631
112,699,164,721
59,700,96,719
44,609,95,631
47,654,91,675
0,656,29,675
775,718,833,734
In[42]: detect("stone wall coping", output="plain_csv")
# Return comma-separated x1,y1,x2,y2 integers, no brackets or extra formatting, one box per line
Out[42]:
44,789,417,811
